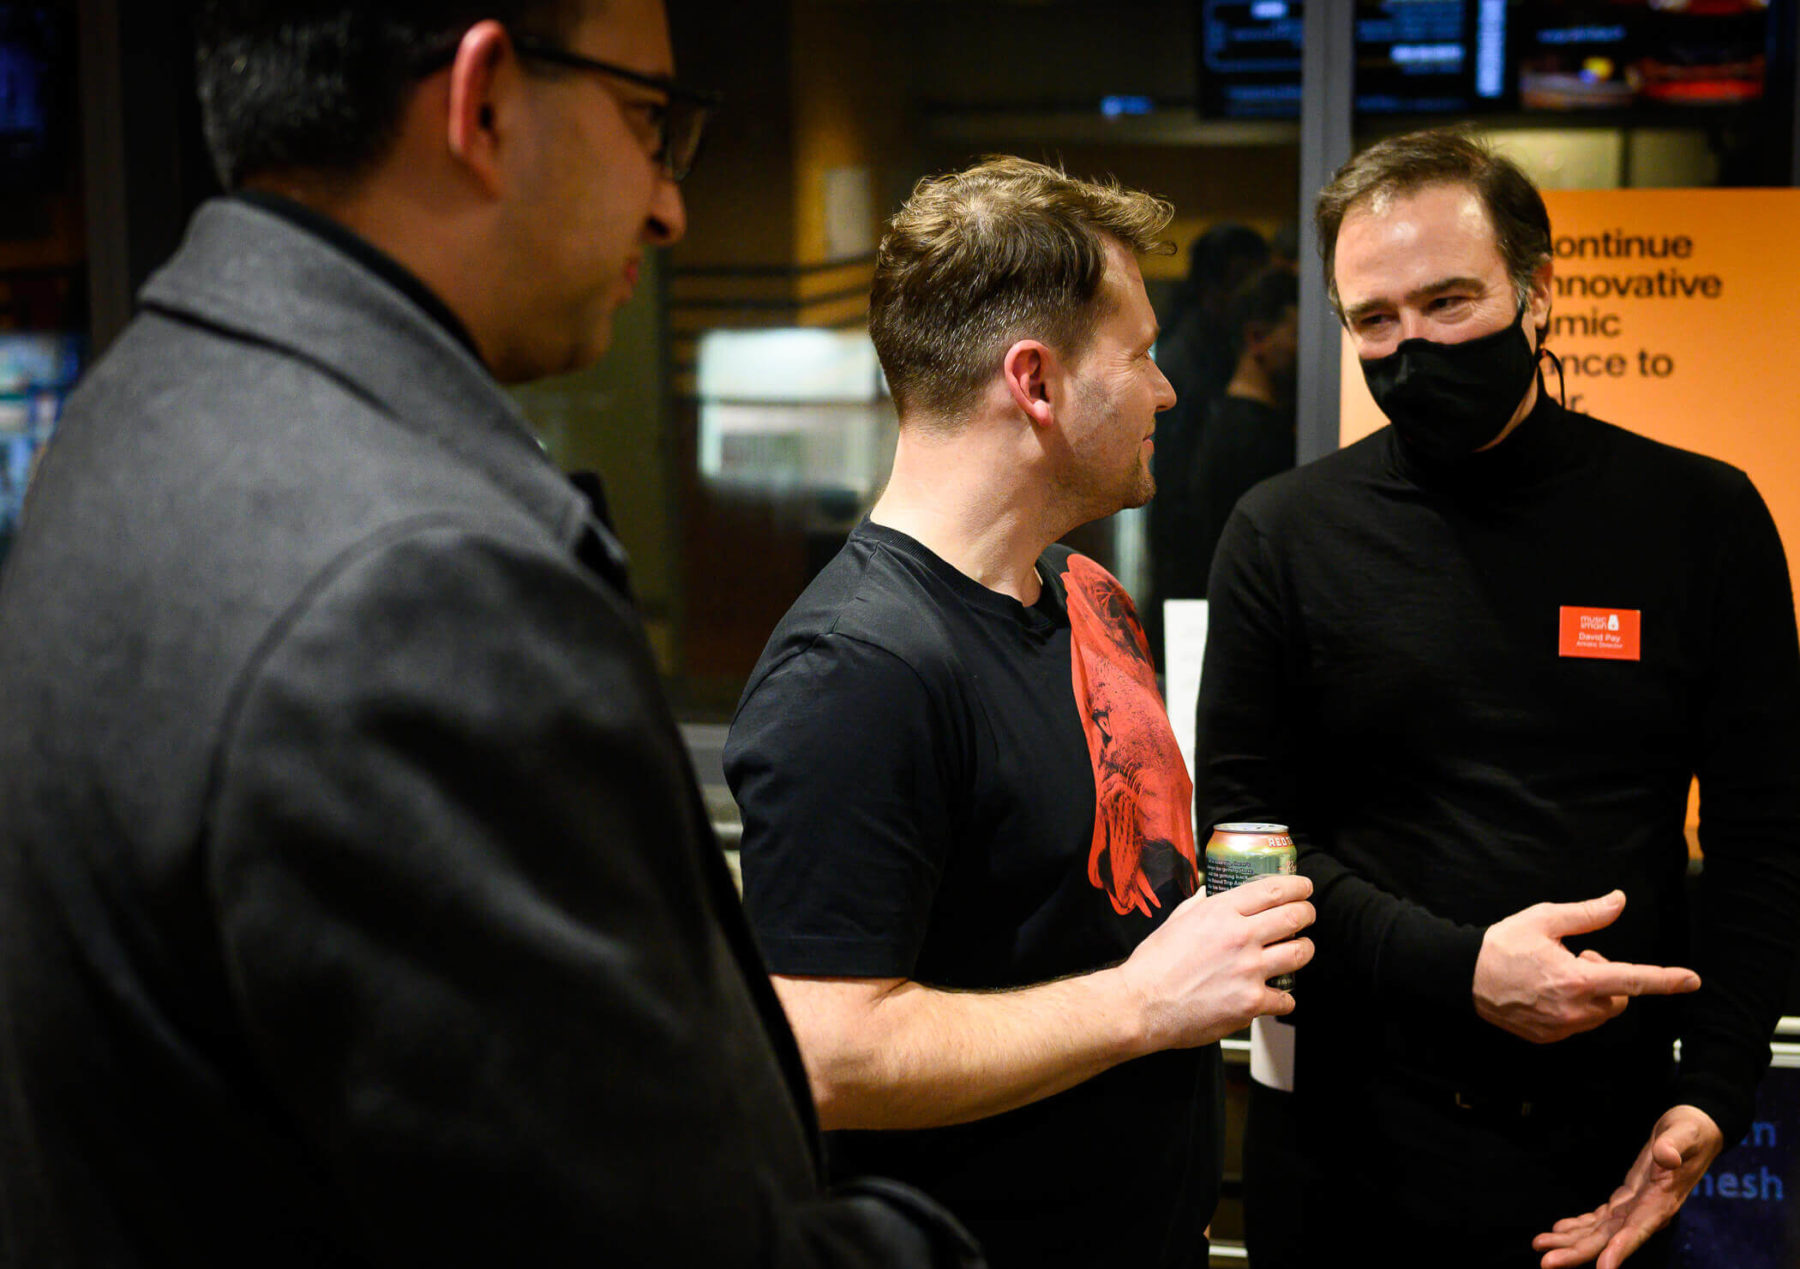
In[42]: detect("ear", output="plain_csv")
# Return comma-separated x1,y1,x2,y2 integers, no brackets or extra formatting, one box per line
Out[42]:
1527,258,1554,343
1002,340,1056,428
445,20,515,196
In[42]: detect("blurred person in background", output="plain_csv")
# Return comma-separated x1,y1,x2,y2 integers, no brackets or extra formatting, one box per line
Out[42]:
1154,220,1269,410
1190,264,1298,594
1143,221,1268,661
1148,263,1297,628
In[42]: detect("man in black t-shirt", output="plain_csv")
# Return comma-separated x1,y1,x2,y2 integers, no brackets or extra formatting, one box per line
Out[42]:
1198,128,1800,1269
726,157,1317,1269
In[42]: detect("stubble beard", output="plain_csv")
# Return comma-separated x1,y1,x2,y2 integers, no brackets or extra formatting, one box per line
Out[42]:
1124,431,1157,509
1058,435,1156,528
1059,379,1157,523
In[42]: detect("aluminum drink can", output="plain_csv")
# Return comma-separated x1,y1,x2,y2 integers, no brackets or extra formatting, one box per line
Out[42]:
1205,822,1298,991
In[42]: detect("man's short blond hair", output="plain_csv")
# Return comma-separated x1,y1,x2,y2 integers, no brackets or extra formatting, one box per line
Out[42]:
869,156,1174,422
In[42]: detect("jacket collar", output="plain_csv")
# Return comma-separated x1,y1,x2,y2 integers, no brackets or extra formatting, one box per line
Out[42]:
138,197,620,570
231,189,484,364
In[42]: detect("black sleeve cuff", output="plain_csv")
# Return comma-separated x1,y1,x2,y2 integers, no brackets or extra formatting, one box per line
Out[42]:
1383,917,1488,1019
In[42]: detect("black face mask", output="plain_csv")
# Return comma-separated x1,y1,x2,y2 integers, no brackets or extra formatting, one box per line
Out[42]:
1360,304,1541,464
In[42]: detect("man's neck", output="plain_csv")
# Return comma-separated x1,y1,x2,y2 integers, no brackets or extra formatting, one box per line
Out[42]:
868,424,1053,606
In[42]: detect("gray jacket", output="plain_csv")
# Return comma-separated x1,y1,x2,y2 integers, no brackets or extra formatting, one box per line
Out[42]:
0,199,975,1267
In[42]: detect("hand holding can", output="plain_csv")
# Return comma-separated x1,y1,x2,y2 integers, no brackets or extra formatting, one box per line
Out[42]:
1205,823,1299,991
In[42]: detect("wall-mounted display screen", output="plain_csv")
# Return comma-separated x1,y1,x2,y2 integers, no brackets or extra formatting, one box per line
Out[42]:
1197,0,1775,119
1635,0,1769,106
1198,0,1307,119
1356,0,1511,114
1520,1,1771,111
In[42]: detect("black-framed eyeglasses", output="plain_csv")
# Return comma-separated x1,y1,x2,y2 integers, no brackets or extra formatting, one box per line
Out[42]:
509,36,720,183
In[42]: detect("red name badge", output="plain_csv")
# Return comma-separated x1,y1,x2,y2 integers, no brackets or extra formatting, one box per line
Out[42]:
1558,607,1641,661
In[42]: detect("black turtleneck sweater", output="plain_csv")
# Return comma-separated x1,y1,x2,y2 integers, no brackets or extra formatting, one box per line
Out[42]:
1196,392,1800,1144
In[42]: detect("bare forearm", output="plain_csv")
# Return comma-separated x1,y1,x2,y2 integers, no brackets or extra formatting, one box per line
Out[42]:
775,877,1314,1133
777,971,1148,1132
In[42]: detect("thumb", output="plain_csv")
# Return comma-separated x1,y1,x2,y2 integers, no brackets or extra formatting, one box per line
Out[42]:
1538,890,1627,938
1652,1108,1717,1167
1651,1130,1688,1171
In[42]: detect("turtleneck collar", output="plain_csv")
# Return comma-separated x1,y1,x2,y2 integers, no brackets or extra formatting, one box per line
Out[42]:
1385,374,1591,495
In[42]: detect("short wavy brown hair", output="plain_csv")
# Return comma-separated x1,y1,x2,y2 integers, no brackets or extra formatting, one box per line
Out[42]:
1315,127,1552,320
869,156,1174,422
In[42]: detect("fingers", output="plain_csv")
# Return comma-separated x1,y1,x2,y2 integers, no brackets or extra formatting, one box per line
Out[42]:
1534,1196,1641,1269
1575,951,1634,1018
1243,898,1316,945
1565,939,1700,1000
1220,872,1312,915
1258,985,1297,1017
1535,1216,1613,1268
1595,1207,1666,1269
1588,994,1630,1029
1541,1211,1601,1238
1261,936,1314,978
1580,961,1701,999
1527,992,1628,1044
1537,1120,1699,1269
1534,1211,1600,1247
1533,1004,1625,1045
1536,889,1626,937
1595,1237,1640,1269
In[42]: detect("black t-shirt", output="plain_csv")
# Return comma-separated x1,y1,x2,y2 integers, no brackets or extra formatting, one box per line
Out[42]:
1197,396,1800,1147
727,521,1216,1269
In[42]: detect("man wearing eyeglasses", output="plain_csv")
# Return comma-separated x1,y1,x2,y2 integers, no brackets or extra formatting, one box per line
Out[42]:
0,3,980,1266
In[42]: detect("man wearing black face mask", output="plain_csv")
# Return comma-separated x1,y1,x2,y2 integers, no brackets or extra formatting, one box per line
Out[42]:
1197,128,1800,1269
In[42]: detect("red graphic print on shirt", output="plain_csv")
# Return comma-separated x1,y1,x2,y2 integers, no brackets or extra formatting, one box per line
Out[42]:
1062,553,1200,917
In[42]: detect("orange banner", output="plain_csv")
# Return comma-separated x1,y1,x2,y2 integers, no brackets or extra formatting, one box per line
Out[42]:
1340,188,1800,610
